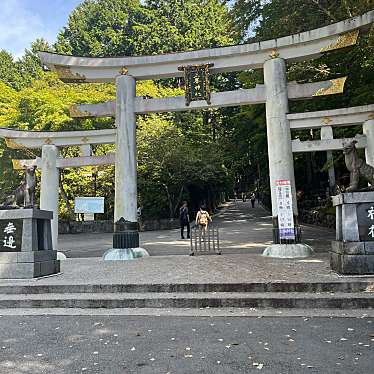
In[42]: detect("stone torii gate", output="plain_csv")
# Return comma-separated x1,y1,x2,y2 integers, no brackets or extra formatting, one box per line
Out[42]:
2,10,373,258
0,76,343,254
0,128,116,250
290,104,374,189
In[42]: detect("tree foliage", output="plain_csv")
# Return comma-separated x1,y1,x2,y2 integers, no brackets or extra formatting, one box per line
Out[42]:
232,0,374,39
56,0,236,56
0,0,374,220
230,0,374,197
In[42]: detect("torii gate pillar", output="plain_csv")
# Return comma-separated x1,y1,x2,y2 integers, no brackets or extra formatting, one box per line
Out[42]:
320,126,336,190
262,57,313,258
104,74,148,259
363,119,374,167
114,74,138,225
40,144,59,251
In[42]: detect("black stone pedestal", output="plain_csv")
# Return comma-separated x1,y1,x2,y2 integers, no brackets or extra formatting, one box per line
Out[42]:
113,219,139,249
0,209,60,278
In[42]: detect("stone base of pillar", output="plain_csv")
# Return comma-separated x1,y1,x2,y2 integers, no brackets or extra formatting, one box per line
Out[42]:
103,219,149,261
57,252,67,260
102,247,149,261
330,241,374,274
262,244,314,258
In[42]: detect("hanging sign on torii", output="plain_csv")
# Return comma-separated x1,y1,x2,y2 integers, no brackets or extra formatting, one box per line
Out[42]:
178,64,214,106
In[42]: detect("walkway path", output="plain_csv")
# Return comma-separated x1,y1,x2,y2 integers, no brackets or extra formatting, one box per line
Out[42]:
0,200,356,286
59,201,335,258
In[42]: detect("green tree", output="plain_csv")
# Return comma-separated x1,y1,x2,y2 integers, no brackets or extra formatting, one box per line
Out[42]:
56,0,237,56
16,38,52,88
136,0,237,54
230,0,262,39
0,39,51,91
0,51,23,90
0,72,116,207
55,0,143,56
232,0,374,41
137,114,230,218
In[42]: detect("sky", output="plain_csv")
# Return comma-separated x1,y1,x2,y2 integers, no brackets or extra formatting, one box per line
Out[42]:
0,0,82,58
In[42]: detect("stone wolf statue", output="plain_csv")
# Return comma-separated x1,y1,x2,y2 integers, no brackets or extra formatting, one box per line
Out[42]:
0,165,37,208
343,140,374,192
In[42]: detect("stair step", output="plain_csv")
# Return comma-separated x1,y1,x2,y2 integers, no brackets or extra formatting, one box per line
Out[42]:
0,292,373,309
0,281,372,294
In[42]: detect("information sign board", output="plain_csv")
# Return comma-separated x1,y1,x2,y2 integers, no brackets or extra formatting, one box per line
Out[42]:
74,197,104,214
275,180,295,240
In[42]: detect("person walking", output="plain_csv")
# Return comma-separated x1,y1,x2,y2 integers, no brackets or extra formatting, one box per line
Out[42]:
195,205,212,231
179,201,190,239
250,192,256,208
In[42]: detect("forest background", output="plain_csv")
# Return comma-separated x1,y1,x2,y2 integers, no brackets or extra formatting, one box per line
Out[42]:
0,0,373,221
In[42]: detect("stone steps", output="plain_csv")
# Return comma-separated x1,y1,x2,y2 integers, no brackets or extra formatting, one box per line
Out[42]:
0,281,373,310
0,281,372,294
0,291,373,309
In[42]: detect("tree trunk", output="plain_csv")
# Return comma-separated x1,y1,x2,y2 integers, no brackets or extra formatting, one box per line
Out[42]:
173,185,185,216
59,174,75,219
162,183,174,218
306,153,313,186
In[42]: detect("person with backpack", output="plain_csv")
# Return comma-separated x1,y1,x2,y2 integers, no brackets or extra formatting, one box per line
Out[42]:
179,201,190,239
195,205,212,230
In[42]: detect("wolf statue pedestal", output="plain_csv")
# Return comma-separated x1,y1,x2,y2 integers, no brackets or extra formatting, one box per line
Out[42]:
0,209,60,278
331,192,374,274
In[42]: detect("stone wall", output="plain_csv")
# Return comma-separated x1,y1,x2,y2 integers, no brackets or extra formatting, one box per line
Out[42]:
139,218,181,232
299,209,335,228
58,218,181,234
298,193,336,229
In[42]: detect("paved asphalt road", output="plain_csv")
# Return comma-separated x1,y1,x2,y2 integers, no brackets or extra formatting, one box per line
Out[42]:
0,315,372,374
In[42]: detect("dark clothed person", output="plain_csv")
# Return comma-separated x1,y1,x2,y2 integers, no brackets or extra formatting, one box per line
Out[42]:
179,202,190,239
250,193,256,208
